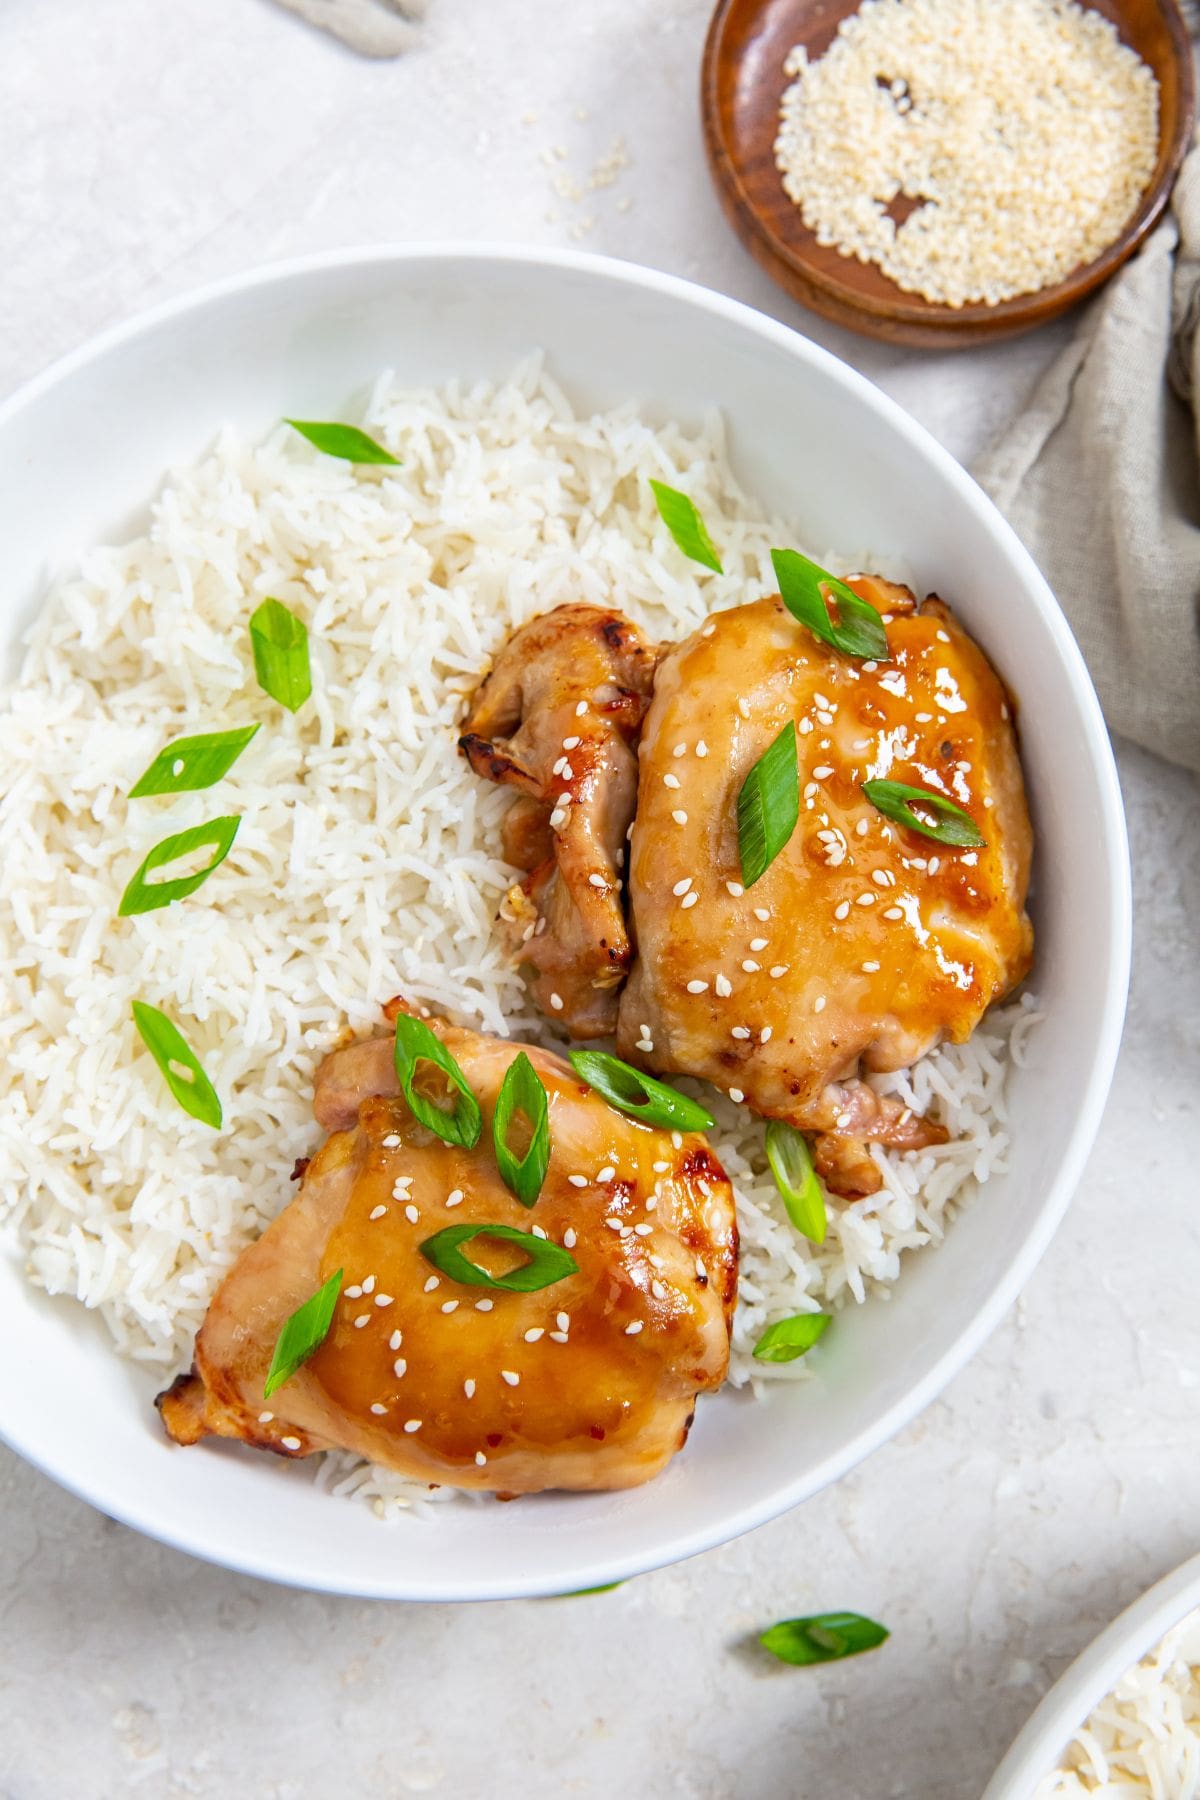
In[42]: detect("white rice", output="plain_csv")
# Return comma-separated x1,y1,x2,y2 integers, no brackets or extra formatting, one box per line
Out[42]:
1034,1608,1200,1796
0,357,1033,1514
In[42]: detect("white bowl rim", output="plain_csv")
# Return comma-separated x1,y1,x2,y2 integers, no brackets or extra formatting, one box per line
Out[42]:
983,1550,1200,1796
0,243,1132,1597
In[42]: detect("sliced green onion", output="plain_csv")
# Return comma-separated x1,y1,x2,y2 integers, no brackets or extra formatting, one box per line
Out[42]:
118,815,241,916
131,1000,222,1129
760,1612,890,1666
649,479,723,574
420,1223,578,1293
568,1050,714,1133
493,1052,550,1207
249,598,312,714
862,778,985,848
772,548,890,661
737,720,798,887
765,1121,827,1244
263,1267,343,1399
393,1015,482,1149
752,1312,830,1363
285,419,400,465
128,725,260,799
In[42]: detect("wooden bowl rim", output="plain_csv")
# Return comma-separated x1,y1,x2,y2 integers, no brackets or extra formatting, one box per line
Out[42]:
701,0,1198,333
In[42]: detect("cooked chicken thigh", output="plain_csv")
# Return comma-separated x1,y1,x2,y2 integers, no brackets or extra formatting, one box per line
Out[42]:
460,604,658,1037
158,1006,736,1495
616,579,1033,1192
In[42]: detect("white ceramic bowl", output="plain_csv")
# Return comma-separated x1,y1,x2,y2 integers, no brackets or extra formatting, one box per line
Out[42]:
0,247,1130,1600
984,1552,1200,1796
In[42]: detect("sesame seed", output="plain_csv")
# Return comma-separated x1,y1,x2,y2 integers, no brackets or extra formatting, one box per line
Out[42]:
403,1419,422,1434
681,891,698,910
441,1300,459,1314
555,1312,571,1334
834,901,850,920
576,700,588,715
856,819,869,837
651,1279,667,1300
673,742,687,757
726,881,744,897
369,1205,387,1221
501,1370,520,1387
729,1087,745,1102
605,1217,624,1232
928,857,941,875
464,1378,476,1398
381,1134,401,1149
625,1320,644,1335
817,711,834,726
423,1276,439,1292
281,1436,302,1450
672,1131,684,1149
370,1403,387,1415
550,992,564,1011
799,718,813,735
474,1450,487,1466
750,936,768,951
548,808,566,830
937,629,951,644
549,1330,569,1343
375,1294,393,1308
393,1358,408,1378
769,964,788,979
362,1276,376,1294
598,1165,616,1182
863,661,878,673
652,1160,671,1173
525,1327,545,1342
836,1110,853,1129
731,1025,751,1040
649,1254,666,1270
258,1411,274,1424
761,1026,773,1043
673,877,693,896
813,764,835,779
446,1188,464,1208
715,972,733,997
672,809,689,825
742,959,760,973
814,995,827,1013
568,1173,588,1188
588,873,606,888
863,960,881,973
872,870,893,887
663,772,681,789
405,1204,419,1224
475,1298,494,1312
884,905,904,919
686,979,709,994
531,1224,547,1239
563,1228,577,1248
563,734,580,749
696,739,709,757
345,1284,363,1299
390,1330,403,1350
754,907,770,921
915,711,933,723
857,892,876,906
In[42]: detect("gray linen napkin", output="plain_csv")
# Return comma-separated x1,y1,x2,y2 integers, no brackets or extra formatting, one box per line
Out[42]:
974,137,1200,775
269,0,423,57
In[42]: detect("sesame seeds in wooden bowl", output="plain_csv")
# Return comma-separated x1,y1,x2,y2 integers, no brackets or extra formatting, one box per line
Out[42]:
701,0,1196,348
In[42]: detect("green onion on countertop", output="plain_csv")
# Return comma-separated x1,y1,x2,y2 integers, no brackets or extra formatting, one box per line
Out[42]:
131,1000,223,1129
285,419,400,465
129,725,260,799
649,479,723,574
493,1052,551,1207
765,1120,827,1245
772,548,890,661
420,1223,579,1294
393,1014,482,1150
249,598,312,714
760,1611,890,1666
737,720,798,888
568,1049,715,1133
118,815,242,916
862,778,985,848
752,1311,830,1364
263,1267,344,1400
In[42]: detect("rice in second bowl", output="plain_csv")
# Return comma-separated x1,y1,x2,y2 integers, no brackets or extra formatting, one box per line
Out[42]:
0,358,1034,1512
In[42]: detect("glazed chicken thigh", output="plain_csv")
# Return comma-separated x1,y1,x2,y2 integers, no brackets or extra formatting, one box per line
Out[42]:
158,1007,737,1495
615,580,1033,1193
460,604,658,1038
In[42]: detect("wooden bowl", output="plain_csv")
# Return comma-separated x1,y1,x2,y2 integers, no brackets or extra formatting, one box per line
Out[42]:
701,0,1196,348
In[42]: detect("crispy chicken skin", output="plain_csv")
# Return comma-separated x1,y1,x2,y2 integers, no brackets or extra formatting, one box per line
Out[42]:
158,1006,737,1496
459,604,658,1038
615,579,1033,1192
